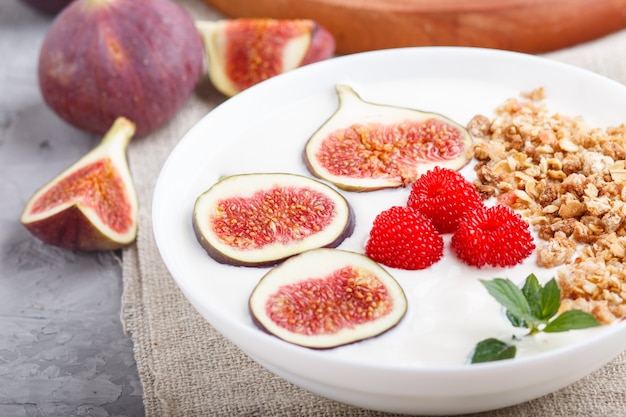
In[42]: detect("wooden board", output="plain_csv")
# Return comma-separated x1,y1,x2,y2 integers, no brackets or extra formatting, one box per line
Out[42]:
202,0,626,55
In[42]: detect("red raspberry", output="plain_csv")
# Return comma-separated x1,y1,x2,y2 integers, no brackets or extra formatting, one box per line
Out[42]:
451,205,535,268
407,167,483,234
365,206,444,270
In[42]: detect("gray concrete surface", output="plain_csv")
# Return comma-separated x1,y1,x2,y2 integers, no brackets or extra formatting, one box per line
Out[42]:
0,2,144,416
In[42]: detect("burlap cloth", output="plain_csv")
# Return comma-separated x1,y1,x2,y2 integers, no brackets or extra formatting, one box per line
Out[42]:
121,2,626,416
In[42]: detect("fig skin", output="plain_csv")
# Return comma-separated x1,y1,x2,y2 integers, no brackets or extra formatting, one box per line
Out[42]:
23,205,130,252
301,23,336,66
20,117,139,251
38,0,205,137
249,248,408,349
20,0,73,15
196,19,336,97
192,173,355,267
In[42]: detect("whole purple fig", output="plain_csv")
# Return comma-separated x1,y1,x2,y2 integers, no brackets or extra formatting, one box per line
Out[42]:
38,0,205,137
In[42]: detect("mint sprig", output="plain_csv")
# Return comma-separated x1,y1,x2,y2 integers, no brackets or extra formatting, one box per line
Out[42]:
471,338,516,363
470,274,601,364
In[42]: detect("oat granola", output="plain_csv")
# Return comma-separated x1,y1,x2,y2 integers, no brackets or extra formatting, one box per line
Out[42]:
470,88,626,323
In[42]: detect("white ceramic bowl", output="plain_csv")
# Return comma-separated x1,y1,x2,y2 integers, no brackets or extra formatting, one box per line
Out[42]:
152,47,626,415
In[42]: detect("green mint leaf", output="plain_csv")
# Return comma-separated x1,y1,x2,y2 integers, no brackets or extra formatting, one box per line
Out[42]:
521,273,543,319
506,310,526,328
520,274,560,321
539,278,562,320
471,338,516,363
543,310,601,333
480,278,532,321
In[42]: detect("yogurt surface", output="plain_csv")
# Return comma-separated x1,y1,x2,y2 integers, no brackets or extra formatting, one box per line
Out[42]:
174,77,611,367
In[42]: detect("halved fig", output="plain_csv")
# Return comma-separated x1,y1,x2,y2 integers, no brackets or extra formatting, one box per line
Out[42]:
304,84,474,191
20,117,138,251
196,18,336,97
249,248,407,349
193,173,354,267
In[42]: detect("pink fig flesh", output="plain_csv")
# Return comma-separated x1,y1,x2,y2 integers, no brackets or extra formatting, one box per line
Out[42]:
305,85,474,191
249,248,407,349
192,173,354,267
20,117,138,251
197,18,336,97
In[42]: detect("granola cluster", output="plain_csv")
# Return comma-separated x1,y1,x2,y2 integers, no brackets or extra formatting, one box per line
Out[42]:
469,88,626,323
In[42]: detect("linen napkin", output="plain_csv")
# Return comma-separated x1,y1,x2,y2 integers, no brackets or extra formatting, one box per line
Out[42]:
121,2,626,415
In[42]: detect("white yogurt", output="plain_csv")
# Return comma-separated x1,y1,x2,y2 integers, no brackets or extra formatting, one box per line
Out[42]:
182,78,611,367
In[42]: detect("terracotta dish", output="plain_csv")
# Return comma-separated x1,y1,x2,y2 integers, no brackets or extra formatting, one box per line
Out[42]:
202,0,626,54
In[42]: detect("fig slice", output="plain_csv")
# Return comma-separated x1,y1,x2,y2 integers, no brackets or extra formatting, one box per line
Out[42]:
249,248,408,349
196,18,336,97
193,173,354,267
304,84,474,191
20,117,138,251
